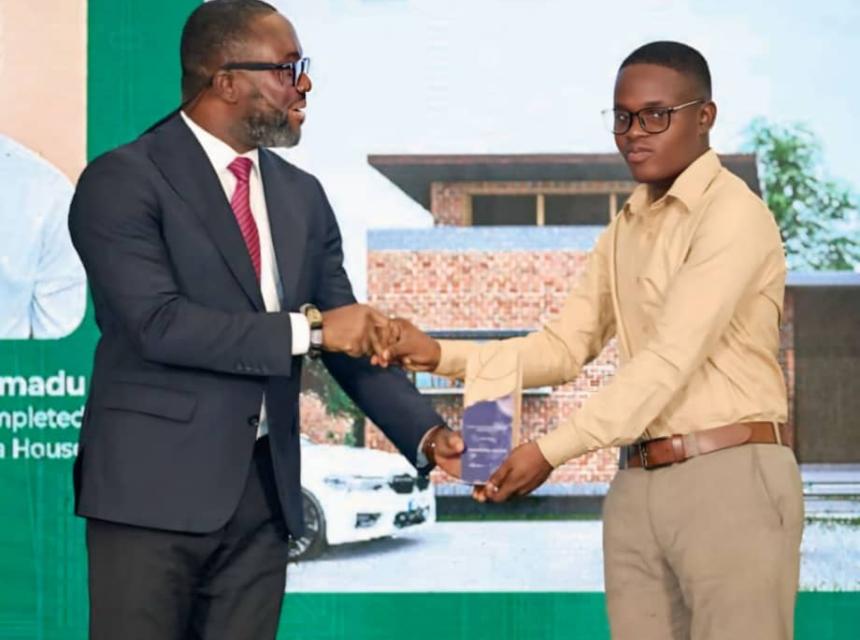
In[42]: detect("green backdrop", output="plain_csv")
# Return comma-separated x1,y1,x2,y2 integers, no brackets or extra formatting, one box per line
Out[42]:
0,1,855,638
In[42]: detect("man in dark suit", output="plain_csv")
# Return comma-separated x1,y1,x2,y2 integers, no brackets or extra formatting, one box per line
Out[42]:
69,1,464,638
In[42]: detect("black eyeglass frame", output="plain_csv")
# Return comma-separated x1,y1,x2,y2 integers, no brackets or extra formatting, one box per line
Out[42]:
217,57,311,87
602,98,705,135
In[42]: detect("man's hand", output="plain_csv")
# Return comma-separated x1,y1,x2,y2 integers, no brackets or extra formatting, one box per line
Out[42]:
371,317,441,371
421,425,466,478
321,304,393,359
472,442,553,503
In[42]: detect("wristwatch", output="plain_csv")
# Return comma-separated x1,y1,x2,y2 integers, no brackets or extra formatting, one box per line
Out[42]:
300,303,323,359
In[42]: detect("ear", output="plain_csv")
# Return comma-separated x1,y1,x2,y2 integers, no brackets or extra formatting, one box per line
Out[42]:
210,69,241,105
700,100,717,133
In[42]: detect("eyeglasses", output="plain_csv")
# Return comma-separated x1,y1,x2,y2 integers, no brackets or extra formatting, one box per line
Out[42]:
601,99,704,135
219,56,311,87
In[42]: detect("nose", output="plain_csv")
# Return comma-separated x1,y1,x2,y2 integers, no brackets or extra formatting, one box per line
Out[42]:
296,71,312,94
625,116,649,140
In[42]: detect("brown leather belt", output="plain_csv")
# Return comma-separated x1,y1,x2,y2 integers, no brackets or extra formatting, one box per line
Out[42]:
623,421,790,470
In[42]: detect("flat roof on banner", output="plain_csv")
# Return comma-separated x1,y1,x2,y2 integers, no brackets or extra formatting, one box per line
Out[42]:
367,153,761,210
787,271,860,288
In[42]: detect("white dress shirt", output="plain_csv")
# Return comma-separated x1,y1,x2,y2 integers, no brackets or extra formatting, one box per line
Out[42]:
181,112,310,437
0,135,86,339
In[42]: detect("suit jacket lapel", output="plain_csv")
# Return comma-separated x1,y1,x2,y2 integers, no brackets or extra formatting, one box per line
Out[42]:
259,149,306,310
148,115,265,311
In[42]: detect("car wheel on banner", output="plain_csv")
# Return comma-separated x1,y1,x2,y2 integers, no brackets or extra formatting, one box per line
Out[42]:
289,489,327,562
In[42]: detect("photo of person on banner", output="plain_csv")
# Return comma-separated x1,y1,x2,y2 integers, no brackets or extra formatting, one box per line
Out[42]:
0,134,86,339
0,0,86,339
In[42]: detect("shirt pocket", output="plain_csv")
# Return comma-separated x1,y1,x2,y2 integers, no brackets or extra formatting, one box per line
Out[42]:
636,218,693,322
636,251,673,321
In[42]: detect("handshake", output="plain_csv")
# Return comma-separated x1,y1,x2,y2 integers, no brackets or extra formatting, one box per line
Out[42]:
319,303,439,371
319,303,555,502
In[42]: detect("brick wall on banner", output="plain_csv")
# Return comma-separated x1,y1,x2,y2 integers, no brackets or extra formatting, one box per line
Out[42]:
359,243,796,485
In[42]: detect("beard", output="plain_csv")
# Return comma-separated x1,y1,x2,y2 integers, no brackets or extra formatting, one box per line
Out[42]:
242,93,301,149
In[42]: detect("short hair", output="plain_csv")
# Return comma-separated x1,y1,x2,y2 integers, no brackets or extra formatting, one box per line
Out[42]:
180,0,277,101
620,41,712,99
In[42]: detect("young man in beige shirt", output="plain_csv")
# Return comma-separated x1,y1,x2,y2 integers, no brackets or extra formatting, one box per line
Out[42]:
377,41,803,640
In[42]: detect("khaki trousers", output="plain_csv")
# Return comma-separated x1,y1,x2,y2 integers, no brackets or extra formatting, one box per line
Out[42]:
603,443,804,640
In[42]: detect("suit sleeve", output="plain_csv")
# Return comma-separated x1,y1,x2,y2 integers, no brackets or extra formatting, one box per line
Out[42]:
69,152,296,376
309,179,442,466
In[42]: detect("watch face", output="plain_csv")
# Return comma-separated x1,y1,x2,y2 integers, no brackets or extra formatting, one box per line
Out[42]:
303,305,323,328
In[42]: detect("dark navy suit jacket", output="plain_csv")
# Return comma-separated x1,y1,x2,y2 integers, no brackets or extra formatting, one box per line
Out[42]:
69,113,441,535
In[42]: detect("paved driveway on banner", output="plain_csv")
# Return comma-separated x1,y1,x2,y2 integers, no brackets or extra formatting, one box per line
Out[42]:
287,519,860,592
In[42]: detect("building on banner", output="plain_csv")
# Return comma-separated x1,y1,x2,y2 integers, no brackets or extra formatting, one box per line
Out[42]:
362,153,860,498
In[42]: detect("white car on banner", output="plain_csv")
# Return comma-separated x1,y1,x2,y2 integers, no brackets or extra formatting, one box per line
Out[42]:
289,436,435,561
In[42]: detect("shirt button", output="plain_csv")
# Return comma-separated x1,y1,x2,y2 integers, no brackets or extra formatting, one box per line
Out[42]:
248,415,260,428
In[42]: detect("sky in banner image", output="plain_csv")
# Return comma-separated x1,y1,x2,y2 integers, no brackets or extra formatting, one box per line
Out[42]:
273,0,860,297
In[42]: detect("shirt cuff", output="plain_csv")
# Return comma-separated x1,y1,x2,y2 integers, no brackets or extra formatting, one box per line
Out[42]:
415,425,443,470
433,340,477,379
535,418,590,468
290,313,311,355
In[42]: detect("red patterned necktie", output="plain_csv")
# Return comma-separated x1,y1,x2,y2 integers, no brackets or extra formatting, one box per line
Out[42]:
227,156,261,280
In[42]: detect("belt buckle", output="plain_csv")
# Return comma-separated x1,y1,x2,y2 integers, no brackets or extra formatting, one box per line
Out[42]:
638,437,671,471
638,444,650,469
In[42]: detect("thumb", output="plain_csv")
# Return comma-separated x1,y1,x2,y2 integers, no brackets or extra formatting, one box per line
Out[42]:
439,431,465,456
488,460,511,489
385,340,407,361
367,306,390,326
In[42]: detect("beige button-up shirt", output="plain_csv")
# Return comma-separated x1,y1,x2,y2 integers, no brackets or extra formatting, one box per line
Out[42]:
435,150,788,467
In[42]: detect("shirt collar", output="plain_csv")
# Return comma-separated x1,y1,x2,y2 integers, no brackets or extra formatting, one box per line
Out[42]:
623,148,722,217
180,111,259,175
